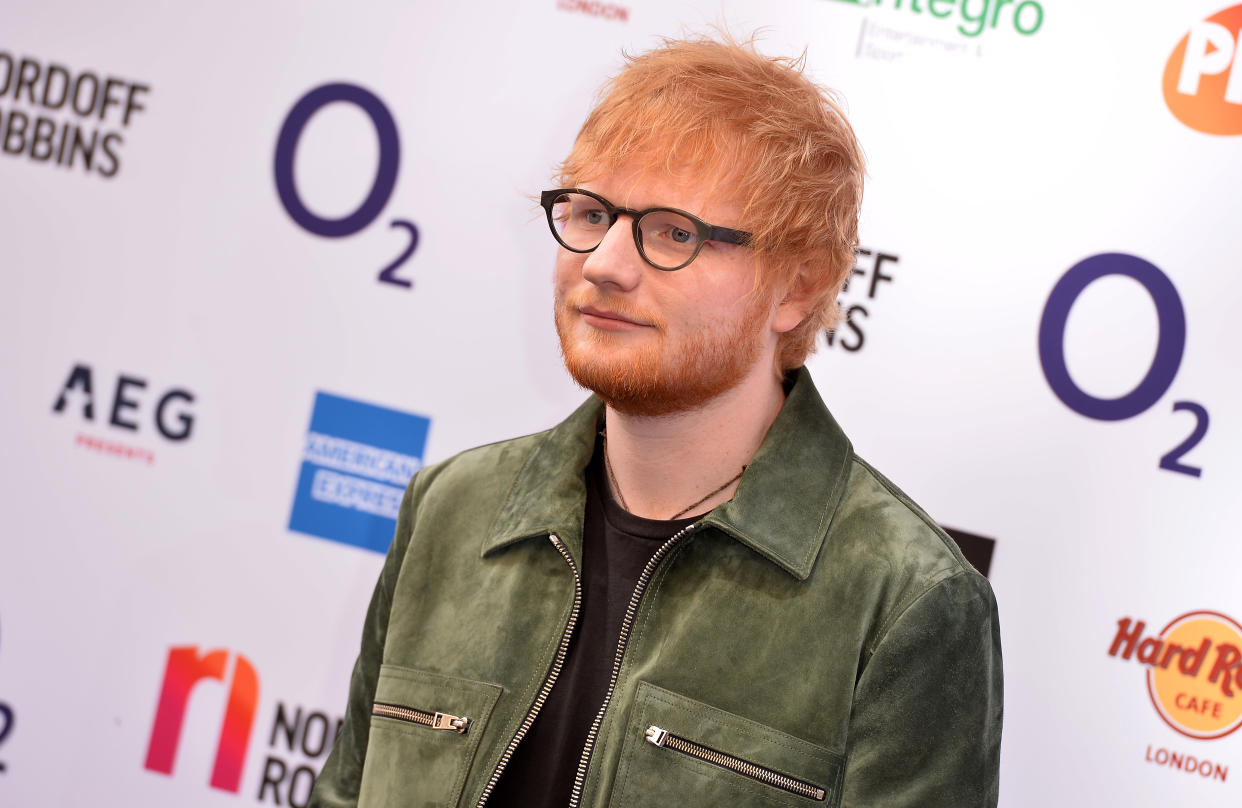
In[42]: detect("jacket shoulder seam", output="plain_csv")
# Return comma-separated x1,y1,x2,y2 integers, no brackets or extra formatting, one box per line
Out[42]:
850,455,976,575
866,567,971,657
847,457,987,655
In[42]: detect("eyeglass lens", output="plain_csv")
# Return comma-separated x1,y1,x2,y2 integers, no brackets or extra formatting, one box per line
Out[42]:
549,191,702,269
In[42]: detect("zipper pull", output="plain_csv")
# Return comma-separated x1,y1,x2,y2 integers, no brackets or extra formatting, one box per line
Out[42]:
644,726,669,747
433,712,471,734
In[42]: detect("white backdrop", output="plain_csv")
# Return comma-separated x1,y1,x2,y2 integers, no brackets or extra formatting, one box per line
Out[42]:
3,0,1241,805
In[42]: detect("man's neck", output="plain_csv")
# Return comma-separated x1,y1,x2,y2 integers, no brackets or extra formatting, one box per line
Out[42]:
601,366,787,520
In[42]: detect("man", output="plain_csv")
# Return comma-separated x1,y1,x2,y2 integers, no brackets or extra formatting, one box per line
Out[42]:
311,35,1001,808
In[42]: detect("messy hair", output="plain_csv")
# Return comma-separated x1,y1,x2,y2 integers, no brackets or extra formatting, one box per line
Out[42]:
557,33,865,372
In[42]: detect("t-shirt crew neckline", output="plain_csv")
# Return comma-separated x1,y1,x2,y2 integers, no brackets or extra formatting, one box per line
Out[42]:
594,440,705,537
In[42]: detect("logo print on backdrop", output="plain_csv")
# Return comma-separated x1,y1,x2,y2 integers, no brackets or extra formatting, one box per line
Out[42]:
1038,253,1209,478
145,646,260,792
824,246,900,353
288,392,431,553
50,362,197,464
0,619,13,774
1108,612,1241,783
1164,4,1242,136
257,704,345,807
555,0,630,22
825,0,1045,36
274,83,419,289
0,52,151,178
144,645,344,804
826,0,1045,62
0,701,10,773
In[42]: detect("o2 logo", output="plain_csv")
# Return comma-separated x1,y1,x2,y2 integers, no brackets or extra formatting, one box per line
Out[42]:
274,83,418,288
1038,253,1209,478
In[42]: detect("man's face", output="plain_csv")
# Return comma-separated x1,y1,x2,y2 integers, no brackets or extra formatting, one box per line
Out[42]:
553,161,787,417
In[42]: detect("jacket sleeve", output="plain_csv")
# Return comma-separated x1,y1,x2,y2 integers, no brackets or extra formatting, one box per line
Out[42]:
841,569,1003,808
309,476,420,808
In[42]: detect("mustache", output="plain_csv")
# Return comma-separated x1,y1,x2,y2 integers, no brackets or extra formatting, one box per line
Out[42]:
560,292,665,329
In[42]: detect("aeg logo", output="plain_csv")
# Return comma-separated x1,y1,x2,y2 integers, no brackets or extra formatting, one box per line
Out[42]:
1163,4,1242,135
52,363,196,441
144,646,260,793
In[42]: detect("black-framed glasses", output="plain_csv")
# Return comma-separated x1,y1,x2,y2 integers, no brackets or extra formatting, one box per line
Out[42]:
540,188,752,271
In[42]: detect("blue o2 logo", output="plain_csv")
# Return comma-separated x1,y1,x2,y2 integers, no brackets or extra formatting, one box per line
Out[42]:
273,82,418,288
1038,252,1208,477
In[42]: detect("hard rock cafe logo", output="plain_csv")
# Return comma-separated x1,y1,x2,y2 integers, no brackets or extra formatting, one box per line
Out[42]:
1108,611,1242,740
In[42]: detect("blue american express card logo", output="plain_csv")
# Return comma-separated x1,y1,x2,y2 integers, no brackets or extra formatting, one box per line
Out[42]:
289,392,431,553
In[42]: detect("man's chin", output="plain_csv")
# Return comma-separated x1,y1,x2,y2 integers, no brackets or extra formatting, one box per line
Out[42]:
560,347,748,418
555,307,763,417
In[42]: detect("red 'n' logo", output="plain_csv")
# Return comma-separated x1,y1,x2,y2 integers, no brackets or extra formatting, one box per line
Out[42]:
144,646,259,792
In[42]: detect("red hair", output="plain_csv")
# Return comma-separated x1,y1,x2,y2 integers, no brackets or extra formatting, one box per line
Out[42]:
557,33,865,372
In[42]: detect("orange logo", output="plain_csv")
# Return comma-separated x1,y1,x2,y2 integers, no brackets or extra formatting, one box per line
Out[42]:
1109,611,1242,740
1163,4,1242,135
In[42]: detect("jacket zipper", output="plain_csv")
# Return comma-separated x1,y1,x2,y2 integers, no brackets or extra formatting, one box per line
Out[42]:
567,522,699,808
371,702,471,734
474,532,582,807
644,726,827,801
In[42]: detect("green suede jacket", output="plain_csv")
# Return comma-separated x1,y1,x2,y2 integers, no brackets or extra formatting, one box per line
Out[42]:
310,369,1002,808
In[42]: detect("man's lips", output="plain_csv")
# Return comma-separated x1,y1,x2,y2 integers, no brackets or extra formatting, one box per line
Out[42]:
578,305,653,330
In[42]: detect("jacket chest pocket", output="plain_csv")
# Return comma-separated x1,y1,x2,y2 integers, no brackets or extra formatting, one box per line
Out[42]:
358,665,503,808
609,682,843,808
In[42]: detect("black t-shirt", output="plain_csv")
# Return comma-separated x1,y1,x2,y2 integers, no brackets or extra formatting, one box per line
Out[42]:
487,438,697,807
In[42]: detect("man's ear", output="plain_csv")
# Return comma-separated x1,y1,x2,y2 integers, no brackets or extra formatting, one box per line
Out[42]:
771,263,815,334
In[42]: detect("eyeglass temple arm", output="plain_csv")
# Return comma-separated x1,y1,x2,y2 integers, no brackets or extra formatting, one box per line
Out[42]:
707,225,752,246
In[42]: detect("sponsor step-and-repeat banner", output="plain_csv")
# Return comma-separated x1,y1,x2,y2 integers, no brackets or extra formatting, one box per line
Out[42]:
3,1,1240,805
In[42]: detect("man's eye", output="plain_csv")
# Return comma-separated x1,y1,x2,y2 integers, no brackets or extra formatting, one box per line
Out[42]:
582,209,608,226
669,227,693,244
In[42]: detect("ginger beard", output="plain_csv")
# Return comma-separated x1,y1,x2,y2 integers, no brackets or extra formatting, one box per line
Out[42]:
554,287,773,417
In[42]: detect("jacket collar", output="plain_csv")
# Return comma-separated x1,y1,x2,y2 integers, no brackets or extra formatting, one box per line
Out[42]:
483,367,853,580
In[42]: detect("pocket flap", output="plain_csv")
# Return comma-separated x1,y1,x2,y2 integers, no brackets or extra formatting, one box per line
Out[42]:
358,666,503,808
372,664,503,732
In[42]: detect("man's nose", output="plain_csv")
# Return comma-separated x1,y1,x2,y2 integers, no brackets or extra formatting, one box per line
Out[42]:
581,216,643,291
